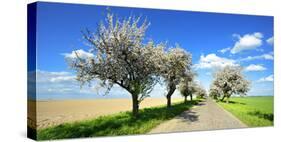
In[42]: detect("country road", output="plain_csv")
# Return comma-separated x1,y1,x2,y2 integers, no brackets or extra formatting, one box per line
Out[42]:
149,98,247,133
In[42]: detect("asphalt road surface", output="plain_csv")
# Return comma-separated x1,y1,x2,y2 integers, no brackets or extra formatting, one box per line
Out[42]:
149,98,247,134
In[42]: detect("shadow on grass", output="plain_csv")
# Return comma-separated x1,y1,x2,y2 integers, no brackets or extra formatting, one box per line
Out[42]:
38,100,199,140
220,100,246,105
248,111,274,121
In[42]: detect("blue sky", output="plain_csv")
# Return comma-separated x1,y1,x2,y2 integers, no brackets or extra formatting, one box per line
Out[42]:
32,2,274,100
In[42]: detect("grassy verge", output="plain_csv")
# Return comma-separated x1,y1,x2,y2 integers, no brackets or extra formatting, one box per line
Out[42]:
218,96,273,127
38,100,199,140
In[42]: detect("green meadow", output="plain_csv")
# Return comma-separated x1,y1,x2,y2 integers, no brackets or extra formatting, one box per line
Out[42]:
218,96,273,127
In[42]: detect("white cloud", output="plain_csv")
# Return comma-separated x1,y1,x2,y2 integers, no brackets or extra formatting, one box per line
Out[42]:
36,70,76,83
244,64,266,72
266,36,274,45
194,53,239,70
218,47,231,54
36,70,180,99
258,75,274,82
35,70,133,99
230,32,263,54
205,72,212,76
35,70,80,95
240,52,274,61
62,49,94,60
50,76,76,83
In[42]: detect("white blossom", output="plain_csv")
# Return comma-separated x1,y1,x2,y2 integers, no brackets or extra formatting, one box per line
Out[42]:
210,66,250,103
68,12,167,116
160,45,192,107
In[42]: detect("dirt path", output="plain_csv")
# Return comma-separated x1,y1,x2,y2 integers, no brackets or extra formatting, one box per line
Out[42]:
149,98,247,133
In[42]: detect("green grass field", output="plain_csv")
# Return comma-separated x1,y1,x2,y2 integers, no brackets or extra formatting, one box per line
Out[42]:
218,96,273,127
37,100,199,140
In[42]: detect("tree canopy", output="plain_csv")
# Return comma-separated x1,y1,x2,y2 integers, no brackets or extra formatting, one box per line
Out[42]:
195,85,207,99
210,66,250,103
161,46,192,107
179,71,197,103
68,12,166,117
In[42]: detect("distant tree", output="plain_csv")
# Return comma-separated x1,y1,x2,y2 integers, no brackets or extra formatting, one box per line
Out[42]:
179,71,196,103
161,46,192,108
68,12,165,117
209,84,222,101
195,85,207,99
210,66,250,103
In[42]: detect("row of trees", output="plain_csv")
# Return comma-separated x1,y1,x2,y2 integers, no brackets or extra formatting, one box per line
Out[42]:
67,12,250,118
178,72,206,103
68,13,204,117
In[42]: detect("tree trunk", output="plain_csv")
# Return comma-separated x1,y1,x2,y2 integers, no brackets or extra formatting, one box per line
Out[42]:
166,85,176,108
221,95,226,102
226,96,229,103
131,94,139,118
184,96,187,103
190,94,193,101
214,95,218,100
167,95,172,108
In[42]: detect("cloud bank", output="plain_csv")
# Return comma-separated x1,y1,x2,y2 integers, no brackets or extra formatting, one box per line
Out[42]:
266,36,274,45
244,64,266,72
194,53,239,70
258,75,274,82
239,52,274,61
230,32,263,54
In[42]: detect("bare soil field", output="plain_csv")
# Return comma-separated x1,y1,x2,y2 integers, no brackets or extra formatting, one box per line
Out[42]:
28,98,182,129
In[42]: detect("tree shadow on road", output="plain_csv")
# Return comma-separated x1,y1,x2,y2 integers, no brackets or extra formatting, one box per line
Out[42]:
193,99,206,106
177,110,199,122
